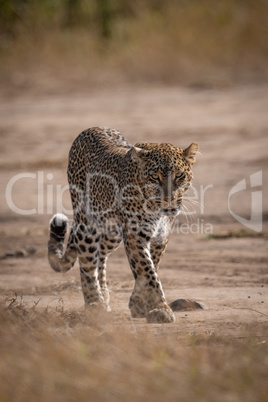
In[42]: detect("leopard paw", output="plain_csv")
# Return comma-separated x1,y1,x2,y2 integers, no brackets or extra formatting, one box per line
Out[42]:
129,296,146,318
146,306,175,323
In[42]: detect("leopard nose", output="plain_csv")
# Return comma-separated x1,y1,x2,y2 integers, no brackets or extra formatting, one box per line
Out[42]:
163,196,175,203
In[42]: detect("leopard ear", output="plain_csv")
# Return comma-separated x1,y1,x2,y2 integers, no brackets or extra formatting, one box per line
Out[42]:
183,142,199,164
132,146,150,160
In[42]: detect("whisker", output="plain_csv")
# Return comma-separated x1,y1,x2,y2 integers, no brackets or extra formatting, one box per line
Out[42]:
180,203,196,225
183,198,203,216
181,200,198,215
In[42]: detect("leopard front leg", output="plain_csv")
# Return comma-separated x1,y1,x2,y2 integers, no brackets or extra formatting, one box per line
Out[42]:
150,238,168,271
123,227,175,323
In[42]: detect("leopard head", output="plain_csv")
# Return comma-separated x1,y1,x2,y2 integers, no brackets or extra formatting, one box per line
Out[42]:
131,142,198,215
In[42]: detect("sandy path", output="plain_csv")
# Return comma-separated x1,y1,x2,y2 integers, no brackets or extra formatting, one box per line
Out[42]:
0,84,267,336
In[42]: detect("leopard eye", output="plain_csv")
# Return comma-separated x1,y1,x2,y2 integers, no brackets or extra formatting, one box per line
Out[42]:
175,172,185,183
151,173,160,182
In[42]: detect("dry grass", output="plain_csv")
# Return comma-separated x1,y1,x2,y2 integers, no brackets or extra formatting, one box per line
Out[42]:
0,295,267,402
205,229,268,240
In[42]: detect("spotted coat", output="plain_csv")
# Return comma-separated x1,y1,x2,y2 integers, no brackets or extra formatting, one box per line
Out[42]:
48,127,198,323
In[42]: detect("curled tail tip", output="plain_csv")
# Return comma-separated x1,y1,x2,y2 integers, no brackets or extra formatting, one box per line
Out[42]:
48,213,77,273
50,213,68,228
50,213,68,238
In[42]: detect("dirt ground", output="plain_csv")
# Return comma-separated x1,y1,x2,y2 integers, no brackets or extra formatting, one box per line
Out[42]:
0,84,267,337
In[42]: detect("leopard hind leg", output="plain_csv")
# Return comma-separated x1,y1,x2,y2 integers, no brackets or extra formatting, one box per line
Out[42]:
98,232,122,311
76,224,106,309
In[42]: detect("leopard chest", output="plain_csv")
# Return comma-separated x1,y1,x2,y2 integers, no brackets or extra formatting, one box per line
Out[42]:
151,215,173,242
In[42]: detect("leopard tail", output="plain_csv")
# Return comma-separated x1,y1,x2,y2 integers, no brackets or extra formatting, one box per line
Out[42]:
48,213,77,272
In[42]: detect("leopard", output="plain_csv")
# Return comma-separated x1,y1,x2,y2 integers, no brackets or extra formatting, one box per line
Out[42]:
48,127,198,323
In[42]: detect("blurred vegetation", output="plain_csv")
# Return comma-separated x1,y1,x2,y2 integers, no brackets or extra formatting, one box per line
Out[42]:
205,228,267,240
0,0,268,92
